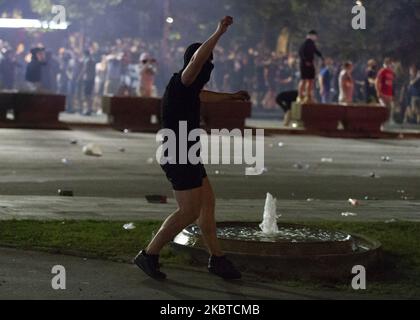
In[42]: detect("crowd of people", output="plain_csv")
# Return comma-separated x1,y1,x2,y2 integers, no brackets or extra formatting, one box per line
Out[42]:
0,34,419,124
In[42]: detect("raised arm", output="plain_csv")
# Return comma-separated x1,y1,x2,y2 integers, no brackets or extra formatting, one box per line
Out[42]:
181,16,233,87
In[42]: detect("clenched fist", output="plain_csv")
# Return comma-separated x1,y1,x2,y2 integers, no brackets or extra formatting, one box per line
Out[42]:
216,16,233,35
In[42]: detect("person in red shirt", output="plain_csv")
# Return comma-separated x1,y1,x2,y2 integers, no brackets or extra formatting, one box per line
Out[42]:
376,57,396,124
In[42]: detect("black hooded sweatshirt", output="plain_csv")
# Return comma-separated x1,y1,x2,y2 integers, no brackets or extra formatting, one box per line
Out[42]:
161,43,214,136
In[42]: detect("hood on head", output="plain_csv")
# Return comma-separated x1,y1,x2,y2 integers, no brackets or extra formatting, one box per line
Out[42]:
182,43,214,88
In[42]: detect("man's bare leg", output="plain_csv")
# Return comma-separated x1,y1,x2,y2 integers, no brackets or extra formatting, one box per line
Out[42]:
283,110,291,127
146,187,202,255
196,177,223,257
196,177,241,279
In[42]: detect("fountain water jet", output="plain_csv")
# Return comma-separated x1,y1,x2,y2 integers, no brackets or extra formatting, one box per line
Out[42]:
259,193,279,235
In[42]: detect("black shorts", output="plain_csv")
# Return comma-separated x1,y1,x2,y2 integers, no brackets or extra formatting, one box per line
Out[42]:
161,163,207,191
300,62,315,80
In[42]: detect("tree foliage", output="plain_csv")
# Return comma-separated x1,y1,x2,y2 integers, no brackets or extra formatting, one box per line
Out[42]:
30,0,123,25
27,0,420,63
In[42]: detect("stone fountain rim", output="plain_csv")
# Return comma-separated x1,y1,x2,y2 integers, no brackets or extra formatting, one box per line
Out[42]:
184,221,382,249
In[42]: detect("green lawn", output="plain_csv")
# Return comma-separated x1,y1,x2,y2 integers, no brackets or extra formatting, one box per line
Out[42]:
0,220,419,298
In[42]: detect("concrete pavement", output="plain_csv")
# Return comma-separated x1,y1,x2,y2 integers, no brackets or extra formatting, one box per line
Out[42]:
0,247,374,300
0,128,419,222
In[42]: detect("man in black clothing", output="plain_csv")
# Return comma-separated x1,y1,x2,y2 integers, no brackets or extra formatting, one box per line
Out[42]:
25,47,46,92
0,50,20,90
134,16,250,281
276,90,298,127
298,30,323,103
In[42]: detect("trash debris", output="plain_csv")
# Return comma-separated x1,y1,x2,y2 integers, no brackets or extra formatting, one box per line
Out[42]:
245,167,265,175
146,157,154,164
307,198,315,202
119,148,126,153
385,219,397,224
397,190,406,194
82,144,103,157
341,212,358,217
278,142,284,147
146,195,168,204
293,163,303,170
215,170,220,175
321,158,333,163
123,223,136,230
294,163,310,170
369,172,378,178
58,189,74,197
70,140,78,145
348,198,360,206
123,129,130,134
381,156,392,162
61,158,69,165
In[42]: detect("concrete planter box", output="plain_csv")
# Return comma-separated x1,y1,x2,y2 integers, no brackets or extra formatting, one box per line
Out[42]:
102,96,252,132
201,101,252,131
102,96,161,132
299,103,389,135
0,92,66,129
343,105,389,134
301,103,345,132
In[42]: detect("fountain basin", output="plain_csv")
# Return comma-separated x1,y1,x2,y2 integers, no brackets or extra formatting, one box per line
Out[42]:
171,222,382,280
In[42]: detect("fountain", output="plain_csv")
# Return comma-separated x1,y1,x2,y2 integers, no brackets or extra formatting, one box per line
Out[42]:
171,194,382,280
259,193,279,235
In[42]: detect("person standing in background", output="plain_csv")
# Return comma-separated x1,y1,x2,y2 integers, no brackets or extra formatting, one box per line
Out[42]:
137,52,158,98
318,57,334,103
376,58,396,124
404,64,420,124
339,61,354,104
104,50,123,96
80,50,97,115
41,51,60,93
25,47,46,92
94,55,107,114
298,30,323,103
0,49,20,90
365,59,378,103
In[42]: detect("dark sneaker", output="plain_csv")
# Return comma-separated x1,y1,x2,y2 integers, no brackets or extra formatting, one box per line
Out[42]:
208,256,242,280
133,250,167,280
